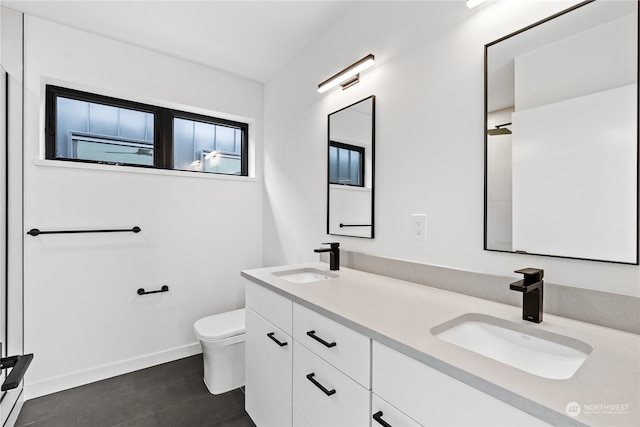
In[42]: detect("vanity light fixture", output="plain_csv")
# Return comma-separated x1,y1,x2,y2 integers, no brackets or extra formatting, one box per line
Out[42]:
466,0,486,8
318,54,375,93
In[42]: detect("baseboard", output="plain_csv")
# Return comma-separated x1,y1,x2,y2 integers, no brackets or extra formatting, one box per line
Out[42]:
23,343,202,400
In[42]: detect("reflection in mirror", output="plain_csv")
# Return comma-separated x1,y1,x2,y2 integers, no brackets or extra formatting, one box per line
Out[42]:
485,0,638,264
328,96,375,238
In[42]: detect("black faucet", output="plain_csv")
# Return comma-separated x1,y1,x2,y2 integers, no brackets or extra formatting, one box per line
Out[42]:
314,243,340,271
509,268,544,323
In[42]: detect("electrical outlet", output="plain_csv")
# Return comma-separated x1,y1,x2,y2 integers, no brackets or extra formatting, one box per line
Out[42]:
412,214,427,241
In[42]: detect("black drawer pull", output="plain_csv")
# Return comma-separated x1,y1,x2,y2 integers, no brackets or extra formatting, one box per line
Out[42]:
267,332,288,347
306,373,336,396
306,330,336,348
373,411,392,427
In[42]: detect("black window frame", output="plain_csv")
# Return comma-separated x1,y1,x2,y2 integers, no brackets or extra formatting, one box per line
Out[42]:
45,85,249,176
170,109,248,176
329,140,365,187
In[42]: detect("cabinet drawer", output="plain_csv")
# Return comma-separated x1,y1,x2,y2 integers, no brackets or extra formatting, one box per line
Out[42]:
245,307,292,427
293,408,312,427
293,341,370,427
293,303,370,387
245,279,292,334
372,394,422,427
373,342,549,426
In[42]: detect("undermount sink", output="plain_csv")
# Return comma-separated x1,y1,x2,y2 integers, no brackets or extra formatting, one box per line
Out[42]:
272,268,338,284
430,313,592,380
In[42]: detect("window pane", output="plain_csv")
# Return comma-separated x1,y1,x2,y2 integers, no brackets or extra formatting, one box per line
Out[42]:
173,118,195,170
173,117,244,175
338,147,350,184
56,97,89,158
47,85,248,176
329,146,338,183
74,138,153,166
54,96,154,166
350,151,361,186
215,126,239,154
194,121,216,154
120,108,152,141
89,103,118,136
329,142,364,187
203,154,241,174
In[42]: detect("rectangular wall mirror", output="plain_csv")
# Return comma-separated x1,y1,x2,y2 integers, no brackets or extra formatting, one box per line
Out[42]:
485,0,638,264
327,95,375,238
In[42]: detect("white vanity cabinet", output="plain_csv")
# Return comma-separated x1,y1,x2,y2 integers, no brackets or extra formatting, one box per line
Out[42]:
292,303,370,388
244,278,552,427
371,394,422,427
293,342,370,426
292,303,371,426
372,342,551,427
245,281,293,427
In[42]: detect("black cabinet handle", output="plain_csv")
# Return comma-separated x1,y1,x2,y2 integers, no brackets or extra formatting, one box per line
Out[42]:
267,332,288,347
306,373,336,396
306,330,336,348
373,411,393,427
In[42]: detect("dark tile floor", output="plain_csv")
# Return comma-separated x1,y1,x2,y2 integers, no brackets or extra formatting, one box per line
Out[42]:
15,355,255,427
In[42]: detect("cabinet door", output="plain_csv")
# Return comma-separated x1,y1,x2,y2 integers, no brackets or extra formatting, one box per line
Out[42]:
245,307,292,427
373,342,550,427
372,394,422,427
293,408,312,427
293,303,370,388
245,279,292,334
293,342,370,427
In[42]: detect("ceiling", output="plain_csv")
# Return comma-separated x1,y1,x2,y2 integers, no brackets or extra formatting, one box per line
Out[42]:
1,0,354,83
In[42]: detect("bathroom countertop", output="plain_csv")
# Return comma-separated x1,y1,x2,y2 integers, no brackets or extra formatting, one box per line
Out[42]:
241,263,639,427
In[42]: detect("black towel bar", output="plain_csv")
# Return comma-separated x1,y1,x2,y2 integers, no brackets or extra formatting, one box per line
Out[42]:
137,285,169,296
1,353,34,392
27,226,141,236
339,223,372,228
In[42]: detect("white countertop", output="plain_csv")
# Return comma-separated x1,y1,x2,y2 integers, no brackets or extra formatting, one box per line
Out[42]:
241,263,640,427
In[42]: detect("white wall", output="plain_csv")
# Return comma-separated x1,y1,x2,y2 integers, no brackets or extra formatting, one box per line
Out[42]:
262,1,640,297
512,84,637,262
514,13,637,111
329,186,372,237
21,15,263,398
486,108,514,253
510,13,637,262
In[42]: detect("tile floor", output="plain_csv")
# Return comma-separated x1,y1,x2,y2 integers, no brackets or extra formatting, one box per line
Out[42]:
14,355,255,427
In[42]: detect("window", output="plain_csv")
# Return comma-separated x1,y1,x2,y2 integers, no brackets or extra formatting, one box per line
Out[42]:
329,141,364,186
173,116,244,175
45,85,248,176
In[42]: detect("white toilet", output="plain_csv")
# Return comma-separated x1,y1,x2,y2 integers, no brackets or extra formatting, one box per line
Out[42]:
193,308,246,395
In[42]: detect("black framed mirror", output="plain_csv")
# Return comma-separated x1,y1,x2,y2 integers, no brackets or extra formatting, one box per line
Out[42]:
484,0,638,264
327,95,375,238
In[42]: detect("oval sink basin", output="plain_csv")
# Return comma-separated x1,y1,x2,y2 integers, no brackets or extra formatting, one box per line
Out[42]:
430,313,592,380
272,268,338,284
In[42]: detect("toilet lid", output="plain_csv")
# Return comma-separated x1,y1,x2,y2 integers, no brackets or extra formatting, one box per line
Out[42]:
194,308,245,341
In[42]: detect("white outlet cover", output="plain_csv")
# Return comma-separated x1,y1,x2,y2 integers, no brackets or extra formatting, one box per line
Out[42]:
412,214,427,241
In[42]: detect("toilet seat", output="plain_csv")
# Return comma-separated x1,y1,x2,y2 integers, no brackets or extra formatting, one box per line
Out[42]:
194,308,245,342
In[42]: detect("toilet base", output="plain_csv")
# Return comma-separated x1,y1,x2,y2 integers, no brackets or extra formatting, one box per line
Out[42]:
201,337,245,395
